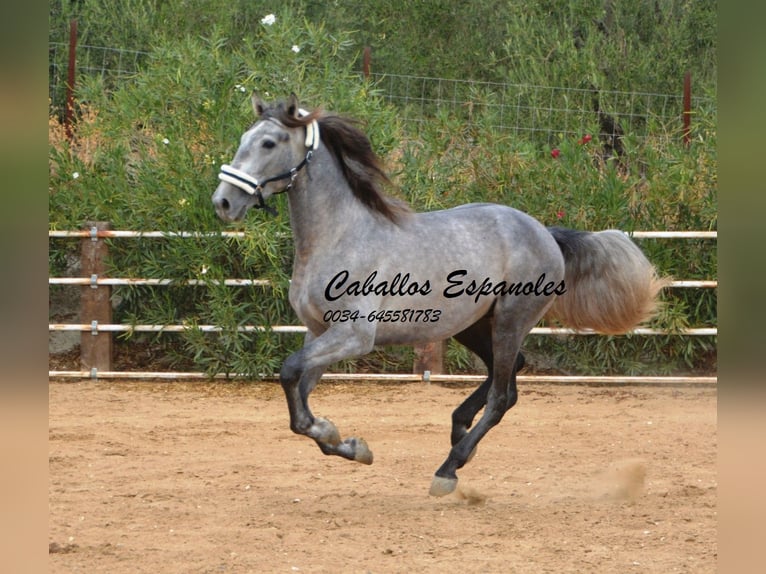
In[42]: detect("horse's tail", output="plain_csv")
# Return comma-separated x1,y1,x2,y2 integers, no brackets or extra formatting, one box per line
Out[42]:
545,227,669,334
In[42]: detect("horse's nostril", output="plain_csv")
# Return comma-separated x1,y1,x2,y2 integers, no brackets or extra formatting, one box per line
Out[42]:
220,198,230,211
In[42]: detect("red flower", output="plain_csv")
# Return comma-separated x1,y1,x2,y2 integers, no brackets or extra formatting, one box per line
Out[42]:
550,148,560,159
556,210,565,220
578,134,592,145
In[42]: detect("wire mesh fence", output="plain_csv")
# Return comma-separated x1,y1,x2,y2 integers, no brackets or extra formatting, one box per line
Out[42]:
48,42,149,107
369,72,715,143
48,42,716,145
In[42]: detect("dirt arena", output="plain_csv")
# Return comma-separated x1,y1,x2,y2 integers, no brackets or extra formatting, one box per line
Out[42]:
49,380,717,573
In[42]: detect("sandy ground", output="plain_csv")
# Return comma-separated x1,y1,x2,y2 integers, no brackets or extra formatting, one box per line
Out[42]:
49,380,717,573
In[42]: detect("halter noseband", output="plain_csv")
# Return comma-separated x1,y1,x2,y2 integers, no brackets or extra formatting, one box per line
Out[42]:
218,111,320,216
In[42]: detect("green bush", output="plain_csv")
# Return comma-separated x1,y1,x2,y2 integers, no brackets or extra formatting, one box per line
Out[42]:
49,1,716,378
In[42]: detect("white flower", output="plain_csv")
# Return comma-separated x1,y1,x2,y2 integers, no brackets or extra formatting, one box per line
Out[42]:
72,172,80,179
291,45,300,53
201,265,208,275
162,138,170,145
261,14,276,26
234,84,247,93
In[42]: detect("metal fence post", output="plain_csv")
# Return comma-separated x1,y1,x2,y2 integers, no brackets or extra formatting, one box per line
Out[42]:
362,46,371,79
64,19,77,141
683,71,691,147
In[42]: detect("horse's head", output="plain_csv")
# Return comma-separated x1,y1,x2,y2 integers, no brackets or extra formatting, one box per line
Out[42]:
212,93,319,221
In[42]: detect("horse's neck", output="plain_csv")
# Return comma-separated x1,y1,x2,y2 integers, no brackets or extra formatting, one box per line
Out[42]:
287,148,372,263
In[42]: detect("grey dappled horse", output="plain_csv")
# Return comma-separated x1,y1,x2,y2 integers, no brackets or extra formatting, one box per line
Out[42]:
212,94,666,496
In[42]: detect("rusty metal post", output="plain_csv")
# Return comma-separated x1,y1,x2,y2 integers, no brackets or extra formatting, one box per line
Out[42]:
362,46,371,79
683,71,691,147
413,341,446,377
64,19,78,141
80,222,112,375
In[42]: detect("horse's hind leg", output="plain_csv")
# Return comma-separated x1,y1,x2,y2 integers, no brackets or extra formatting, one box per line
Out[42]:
451,317,525,447
450,317,494,448
430,316,528,497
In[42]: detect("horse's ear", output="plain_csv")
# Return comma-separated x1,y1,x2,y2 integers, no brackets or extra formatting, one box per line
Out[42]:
252,92,266,117
286,93,300,118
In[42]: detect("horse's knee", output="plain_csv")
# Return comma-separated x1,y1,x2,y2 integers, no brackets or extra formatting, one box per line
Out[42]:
280,353,303,387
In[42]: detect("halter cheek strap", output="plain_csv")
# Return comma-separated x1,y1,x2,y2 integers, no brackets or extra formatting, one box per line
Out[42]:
302,110,319,149
217,114,320,216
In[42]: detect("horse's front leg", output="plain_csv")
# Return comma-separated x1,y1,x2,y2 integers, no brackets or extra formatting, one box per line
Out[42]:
280,326,375,464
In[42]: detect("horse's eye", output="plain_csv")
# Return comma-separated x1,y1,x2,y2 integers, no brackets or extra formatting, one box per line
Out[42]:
262,139,276,149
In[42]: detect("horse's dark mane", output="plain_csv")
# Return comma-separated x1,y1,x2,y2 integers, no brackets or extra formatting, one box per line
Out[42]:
260,100,411,224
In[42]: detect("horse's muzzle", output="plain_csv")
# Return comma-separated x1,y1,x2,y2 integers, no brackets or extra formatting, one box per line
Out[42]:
212,184,243,222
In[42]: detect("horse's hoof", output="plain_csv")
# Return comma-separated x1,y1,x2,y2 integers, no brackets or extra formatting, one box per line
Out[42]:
352,437,373,465
429,475,458,497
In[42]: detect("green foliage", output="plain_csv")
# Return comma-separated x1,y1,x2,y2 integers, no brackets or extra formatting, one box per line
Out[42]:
489,0,716,94
49,1,716,378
